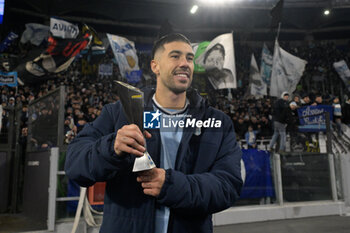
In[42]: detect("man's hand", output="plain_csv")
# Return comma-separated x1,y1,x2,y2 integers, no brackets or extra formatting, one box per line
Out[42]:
137,168,166,197
114,124,152,157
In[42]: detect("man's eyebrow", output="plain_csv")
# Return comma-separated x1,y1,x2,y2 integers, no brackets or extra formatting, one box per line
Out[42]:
169,50,195,57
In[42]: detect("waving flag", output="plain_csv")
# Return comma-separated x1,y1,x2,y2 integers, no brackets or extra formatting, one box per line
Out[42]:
0,32,18,53
333,60,350,92
195,33,236,89
20,23,49,46
25,32,91,76
270,40,307,97
15,27,92,84
193,41,210,73
249,54,267,97
260,43,273,86
50,17,79,39
107,34,141,84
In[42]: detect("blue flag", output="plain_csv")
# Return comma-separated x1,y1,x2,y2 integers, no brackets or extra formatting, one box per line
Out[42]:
0,32,18,53
0,71,18,87
240,149,275,199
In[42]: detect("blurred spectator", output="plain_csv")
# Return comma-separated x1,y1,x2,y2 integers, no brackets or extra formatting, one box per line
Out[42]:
343,98,350,126
312,93,323,106
259,115,273,139
8,97,15,107
287,101,300,147
268,91,290,152
332,96,342,135
301,93,311,106
245,125,259,149
249,116,260,131
235,117,247,140
20,105,29,127
293,94,301,106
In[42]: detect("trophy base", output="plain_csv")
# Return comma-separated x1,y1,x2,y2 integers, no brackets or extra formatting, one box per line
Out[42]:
132,151,156,172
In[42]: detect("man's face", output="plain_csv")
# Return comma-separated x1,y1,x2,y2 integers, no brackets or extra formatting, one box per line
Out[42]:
151,41,194,94
205,49,224,70
303,96,310,103
316,96,322,103
283,95,289,101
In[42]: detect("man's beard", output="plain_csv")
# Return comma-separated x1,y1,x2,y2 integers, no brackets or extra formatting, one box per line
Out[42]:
162,75,192,94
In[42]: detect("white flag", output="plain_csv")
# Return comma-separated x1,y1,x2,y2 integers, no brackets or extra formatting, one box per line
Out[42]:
333,60,350,92
249,54,267,97
195,33,236,89
270,40,307,97
50,18,79,39
107,34,141,83
260,43,273,86
20,23,49,46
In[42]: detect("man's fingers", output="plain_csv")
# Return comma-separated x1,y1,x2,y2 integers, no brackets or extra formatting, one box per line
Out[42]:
114,124,147,156
122,137,146,153
141,181,162,189
141,182,152,189
137,174,153,182
143,188,157,196
143,130,152,139
137,169,165,197
140,182,162,197
122,130,145,147
118,144,144,157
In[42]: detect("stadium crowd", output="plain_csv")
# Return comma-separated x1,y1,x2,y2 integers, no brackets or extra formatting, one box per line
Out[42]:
1,37,350,150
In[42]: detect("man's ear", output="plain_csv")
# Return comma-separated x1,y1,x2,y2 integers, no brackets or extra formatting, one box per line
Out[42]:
150,60,160,76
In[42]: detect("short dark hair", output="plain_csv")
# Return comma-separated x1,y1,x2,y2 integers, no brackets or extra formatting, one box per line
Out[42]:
203,43,225,64
151,33,191,59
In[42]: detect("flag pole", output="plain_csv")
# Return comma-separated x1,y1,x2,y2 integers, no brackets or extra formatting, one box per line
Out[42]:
276,22,282,42
227,31,234,101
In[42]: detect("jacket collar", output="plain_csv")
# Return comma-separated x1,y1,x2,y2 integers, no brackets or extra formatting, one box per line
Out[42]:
143,86,207,114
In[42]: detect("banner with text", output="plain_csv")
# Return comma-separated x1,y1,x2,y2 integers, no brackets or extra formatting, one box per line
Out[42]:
0,71,18,87
50,18,79,39
297,105,333,132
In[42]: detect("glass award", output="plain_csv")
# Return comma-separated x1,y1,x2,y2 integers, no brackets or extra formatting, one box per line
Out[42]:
114,81,156,172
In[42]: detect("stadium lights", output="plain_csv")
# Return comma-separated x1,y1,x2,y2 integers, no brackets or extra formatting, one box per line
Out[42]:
196,0,241,4
324,9,330,15
191,5,199,14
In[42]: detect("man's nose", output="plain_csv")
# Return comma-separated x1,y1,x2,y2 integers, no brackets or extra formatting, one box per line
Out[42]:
179,56,191,68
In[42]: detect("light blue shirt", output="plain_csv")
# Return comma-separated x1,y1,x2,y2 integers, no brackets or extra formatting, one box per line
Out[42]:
152,96,188,233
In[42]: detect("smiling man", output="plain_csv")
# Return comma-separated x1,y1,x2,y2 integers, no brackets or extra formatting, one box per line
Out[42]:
65,33,242,233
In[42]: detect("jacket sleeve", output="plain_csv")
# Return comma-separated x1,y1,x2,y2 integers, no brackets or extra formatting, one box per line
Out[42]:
157,118,243,215
64,103,134,187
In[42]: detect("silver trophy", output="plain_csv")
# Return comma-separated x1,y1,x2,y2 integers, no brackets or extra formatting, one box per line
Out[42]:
114,81,156,172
